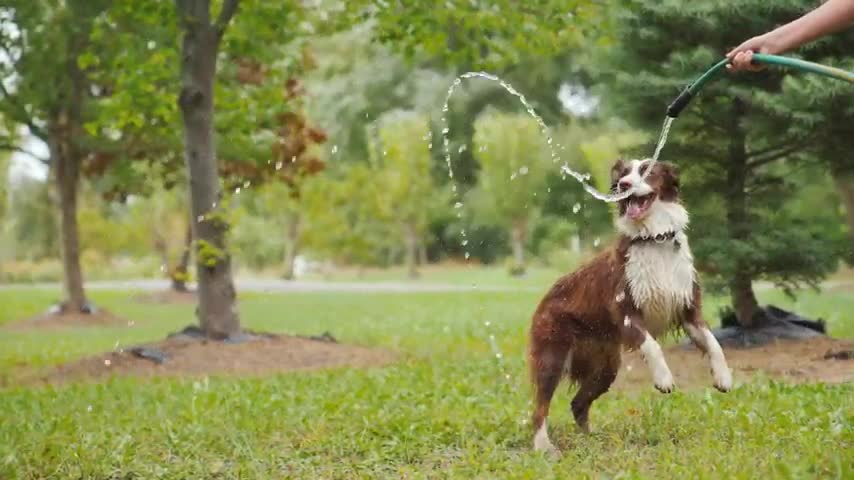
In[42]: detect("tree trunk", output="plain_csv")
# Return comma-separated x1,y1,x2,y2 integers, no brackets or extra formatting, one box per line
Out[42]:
52,137,87,313
725,99,761,327
416,239,427,266
509,218,527,276
282,213,300,280
404,222,419,279
829,164,854,247
46,16,90,314
570,234,581,254
177,4,240,339
170,224,193,292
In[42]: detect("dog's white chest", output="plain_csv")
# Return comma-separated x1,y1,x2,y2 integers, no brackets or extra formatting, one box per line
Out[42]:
625,234,695,336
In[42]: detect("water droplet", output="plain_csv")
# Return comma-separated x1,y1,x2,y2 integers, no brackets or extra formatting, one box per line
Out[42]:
127,320,135,327
331,145,338,154
382,150,387,156
484,321,491,327
495,353,503,359
593,237,601,247
234,187,241,194
454,202,463,209
104,359,111,367
464,252,470,260
461,240,468,246
457,145,466,154
86,405,93,413
275,161,283,170
160,264,166,273
520,166,528,175
243,180,250,188
196,215,205,223
572,203,581,214
615,292,626,303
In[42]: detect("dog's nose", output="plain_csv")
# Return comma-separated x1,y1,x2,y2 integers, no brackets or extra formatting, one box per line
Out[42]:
618,180,632,192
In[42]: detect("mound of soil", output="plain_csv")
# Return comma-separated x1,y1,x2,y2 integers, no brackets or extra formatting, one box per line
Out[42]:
134,290,197,305
7,309,131,330
616,337,854,391
40,333,396,383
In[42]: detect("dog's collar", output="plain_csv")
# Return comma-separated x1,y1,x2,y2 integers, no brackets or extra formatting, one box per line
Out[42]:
630,230,680,248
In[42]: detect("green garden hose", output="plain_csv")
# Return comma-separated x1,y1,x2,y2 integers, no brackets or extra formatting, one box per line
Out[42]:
666,54,854,118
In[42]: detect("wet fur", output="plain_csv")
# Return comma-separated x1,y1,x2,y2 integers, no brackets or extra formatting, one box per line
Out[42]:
528,159,731,455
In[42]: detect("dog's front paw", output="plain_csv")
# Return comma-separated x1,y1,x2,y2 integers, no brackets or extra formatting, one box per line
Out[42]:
533,440,560,459
654,371,675,394
713,367,733,392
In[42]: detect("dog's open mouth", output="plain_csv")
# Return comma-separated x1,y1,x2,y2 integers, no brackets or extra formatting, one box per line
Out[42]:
624,193,656,220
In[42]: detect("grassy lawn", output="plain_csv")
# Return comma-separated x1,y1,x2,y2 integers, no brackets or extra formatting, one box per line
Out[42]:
1,281,852,479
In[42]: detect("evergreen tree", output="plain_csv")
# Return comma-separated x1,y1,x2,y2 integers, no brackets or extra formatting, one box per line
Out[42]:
598,0,853,327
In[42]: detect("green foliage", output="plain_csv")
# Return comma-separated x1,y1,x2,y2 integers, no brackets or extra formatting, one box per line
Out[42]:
3,179,58,260
300,166,395,266
196,239,227,268
0,0,110,143
469,112,550,227
1,287,853,477
367,0,611,71
597,0,851,296
0,152,8,223
370,111,438,233
306,26,453,164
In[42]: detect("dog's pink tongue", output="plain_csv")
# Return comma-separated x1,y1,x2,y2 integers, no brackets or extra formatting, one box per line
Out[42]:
627,202,643,220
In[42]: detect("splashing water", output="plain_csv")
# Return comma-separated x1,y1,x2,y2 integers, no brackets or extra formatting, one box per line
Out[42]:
438,72,678,389
440,72,669,208
440,72,676,206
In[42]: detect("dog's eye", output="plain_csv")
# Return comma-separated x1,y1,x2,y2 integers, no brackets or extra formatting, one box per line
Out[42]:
639,164,650,175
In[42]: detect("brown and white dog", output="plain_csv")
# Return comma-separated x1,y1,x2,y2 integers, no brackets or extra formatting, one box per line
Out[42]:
528,158,732,455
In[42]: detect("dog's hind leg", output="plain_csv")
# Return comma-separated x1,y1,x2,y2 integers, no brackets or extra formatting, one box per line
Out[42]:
529,341,570,455
568,344,620,433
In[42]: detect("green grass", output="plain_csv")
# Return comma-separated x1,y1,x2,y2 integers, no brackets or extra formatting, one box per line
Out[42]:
1,280,852,479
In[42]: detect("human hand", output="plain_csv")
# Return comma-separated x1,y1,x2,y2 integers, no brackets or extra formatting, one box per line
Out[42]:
726,34,783,72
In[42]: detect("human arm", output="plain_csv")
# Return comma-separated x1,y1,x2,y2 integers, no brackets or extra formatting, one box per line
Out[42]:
727,0,854,72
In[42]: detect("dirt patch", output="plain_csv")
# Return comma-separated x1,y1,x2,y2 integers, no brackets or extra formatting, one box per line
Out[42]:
614,337,854,391
38,334,396,383
6,309,131,330
134,290,197,305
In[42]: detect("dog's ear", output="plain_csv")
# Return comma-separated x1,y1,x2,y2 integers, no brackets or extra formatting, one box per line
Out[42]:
661,162,679,183
659,162,680,198
610,159,626,191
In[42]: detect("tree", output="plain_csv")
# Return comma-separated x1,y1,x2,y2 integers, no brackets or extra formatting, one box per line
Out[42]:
0,0,116,313
370,111,437,278
299,165,396,272
598,0,851,327
171,0,244,339
0,150,8,228
471,112,551,275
